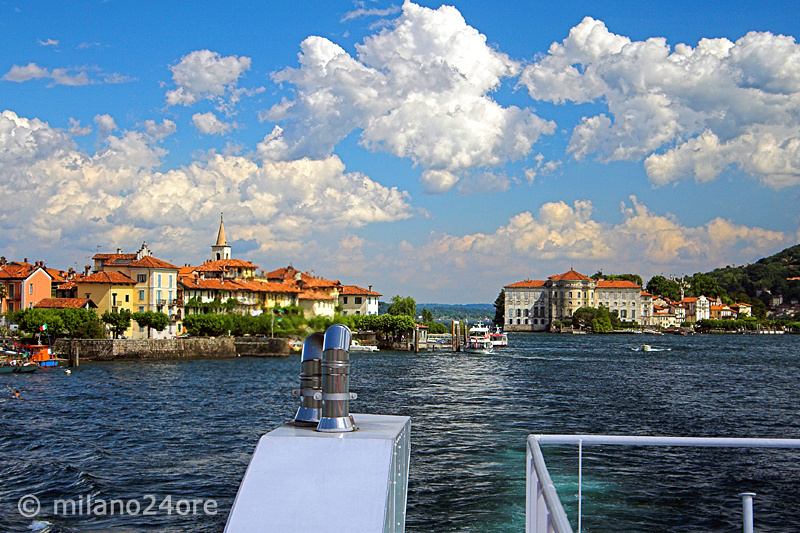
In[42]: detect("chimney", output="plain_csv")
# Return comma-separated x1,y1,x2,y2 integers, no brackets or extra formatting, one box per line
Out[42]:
24,258,28,264
368,285,372,292
117,248,122,254
84,265,91,276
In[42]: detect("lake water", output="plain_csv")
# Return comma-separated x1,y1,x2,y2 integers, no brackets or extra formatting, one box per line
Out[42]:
1,333,799,532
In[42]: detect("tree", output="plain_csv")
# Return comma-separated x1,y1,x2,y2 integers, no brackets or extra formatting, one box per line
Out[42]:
387,295,416,317
421,307,434,323
687,272,725,299
131,311,170,338
493,289,505,327
591,272,643,287
102,310,132,339
592,315,613,333
646,275,682,300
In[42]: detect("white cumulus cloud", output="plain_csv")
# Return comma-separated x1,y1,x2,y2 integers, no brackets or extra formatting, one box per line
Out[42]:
165,50,253,108
192,112,232,135
0,110,415,263
261,1,555,193
520,17,800,188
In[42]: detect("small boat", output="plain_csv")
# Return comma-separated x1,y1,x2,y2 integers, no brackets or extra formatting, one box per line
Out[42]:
464,322,494,354
0,360,38,373
349,340,379,353
24,345,60,367
642,344,653,351
489,328,508,347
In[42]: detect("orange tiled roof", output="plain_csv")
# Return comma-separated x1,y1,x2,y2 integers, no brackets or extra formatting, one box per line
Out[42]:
266,266,340,287
129,256,178,269
180,278,246,290
194,259,259,271
94,253,136,260
249,280,300,294
35,298,96,309
505,279,547,288
597,280,641,288
298,290,335,301
548,269,590,281
77,271,136,284
340,285,381,296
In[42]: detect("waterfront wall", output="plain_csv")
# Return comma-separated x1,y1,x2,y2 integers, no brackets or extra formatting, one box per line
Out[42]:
55,337,294,361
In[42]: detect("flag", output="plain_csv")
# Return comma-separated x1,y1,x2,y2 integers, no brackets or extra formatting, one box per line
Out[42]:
40,324,47,331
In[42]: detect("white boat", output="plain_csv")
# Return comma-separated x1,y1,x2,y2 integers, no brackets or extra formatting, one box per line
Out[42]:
464,322,493,354
489,327,508,347
349,340,379,352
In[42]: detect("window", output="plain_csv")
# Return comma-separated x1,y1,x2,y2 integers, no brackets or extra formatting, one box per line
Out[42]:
355,297,362,304
523,309,529,317
157,274,162,288
7,302,13,312
125,295,130,302
516,309,521,317
168,274,173,288
29,283,33,295
139,306,144,313
8,284,14,298
139,290,145,301
343,297,348,304
137,274,147,283
112,293,117,306
631,310,636,319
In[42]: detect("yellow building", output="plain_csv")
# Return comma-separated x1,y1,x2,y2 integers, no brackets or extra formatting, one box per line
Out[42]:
93,242,180,339
70,271,137,338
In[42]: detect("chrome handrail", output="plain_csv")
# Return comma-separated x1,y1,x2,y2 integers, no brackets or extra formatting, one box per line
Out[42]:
526,434,800,533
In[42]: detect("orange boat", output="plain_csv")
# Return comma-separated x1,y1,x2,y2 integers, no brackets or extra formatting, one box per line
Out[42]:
23,345,60,367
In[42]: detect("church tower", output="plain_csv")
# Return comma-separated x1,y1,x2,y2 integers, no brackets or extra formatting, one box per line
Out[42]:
212,214,231,261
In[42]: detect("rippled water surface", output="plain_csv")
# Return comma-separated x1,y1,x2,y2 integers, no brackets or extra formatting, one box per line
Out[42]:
2,333,799,532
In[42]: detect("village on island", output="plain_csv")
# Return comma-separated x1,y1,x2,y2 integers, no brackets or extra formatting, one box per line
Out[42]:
0,214,798,363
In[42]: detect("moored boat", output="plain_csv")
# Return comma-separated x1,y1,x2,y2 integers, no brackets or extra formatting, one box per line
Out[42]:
464,322,493,354
23,345,60,367
490,327,508,347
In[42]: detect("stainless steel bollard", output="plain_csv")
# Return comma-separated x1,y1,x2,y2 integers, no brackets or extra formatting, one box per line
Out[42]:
293,333,324,426
740,493,755,533
317,324,356,432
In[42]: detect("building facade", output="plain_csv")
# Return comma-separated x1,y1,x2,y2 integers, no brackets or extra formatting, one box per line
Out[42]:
339,285,381,316
504,269,648,332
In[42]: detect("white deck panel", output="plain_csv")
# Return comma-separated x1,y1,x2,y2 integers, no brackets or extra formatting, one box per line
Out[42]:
225,413,411,533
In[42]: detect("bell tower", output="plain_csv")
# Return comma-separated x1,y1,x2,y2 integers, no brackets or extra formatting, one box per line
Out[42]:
212,213,231,261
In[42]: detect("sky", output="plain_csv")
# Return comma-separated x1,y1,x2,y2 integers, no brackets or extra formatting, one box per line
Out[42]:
2,0,800,304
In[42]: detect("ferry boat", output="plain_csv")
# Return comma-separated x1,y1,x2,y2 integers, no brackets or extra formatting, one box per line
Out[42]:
489,327,508,347
464,322,493,354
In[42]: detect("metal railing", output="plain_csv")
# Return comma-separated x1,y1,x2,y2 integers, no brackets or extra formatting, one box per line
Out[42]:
526,434,800,533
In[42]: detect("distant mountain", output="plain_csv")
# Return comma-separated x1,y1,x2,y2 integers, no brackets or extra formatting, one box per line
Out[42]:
705,244,800,301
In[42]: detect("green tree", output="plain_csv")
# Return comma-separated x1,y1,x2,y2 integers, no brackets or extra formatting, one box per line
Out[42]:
102,310,132,339
493,289,505,327
591,272,643,287
421,307,434,323
132,311,170,338
387,295,416,317
591,315,613,333
646,275,682,300
427,322,447,334
687,272,725,299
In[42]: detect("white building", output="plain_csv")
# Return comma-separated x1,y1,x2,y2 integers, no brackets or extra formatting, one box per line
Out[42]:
504,269,648,332
339,285,381,316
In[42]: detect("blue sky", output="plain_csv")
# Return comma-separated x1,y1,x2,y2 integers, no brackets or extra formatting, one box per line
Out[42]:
2,0,799,303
